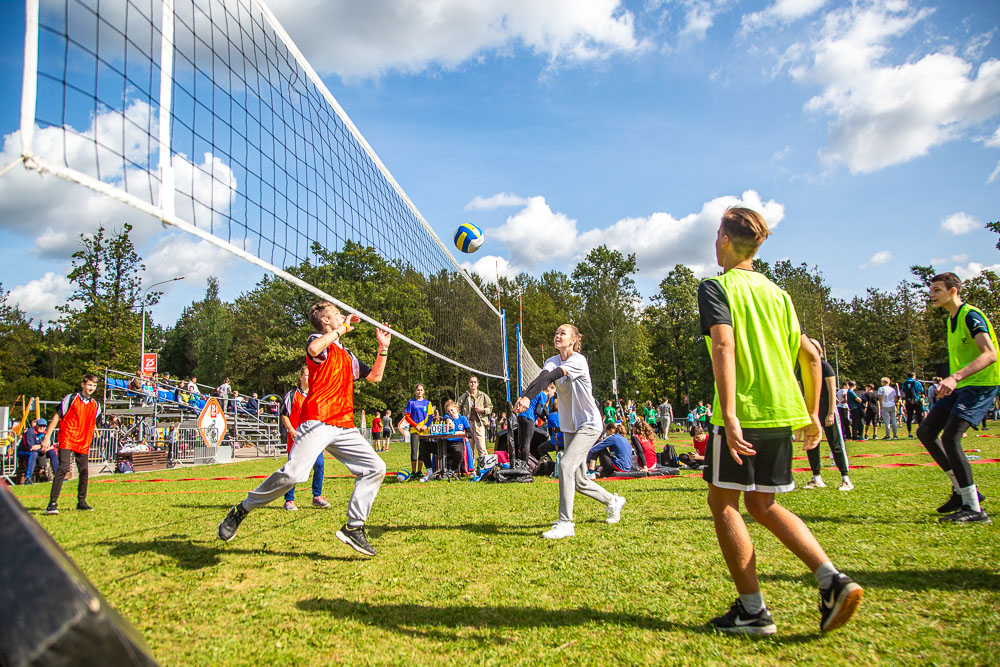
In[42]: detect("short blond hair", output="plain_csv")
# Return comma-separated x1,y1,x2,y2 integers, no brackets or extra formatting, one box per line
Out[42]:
444,399,458,411
721,206,771,259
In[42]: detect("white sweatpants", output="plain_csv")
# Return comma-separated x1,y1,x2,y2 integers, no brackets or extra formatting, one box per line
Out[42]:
243,420,385,524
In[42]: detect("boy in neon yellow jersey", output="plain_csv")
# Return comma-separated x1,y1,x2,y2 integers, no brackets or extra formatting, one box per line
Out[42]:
917,272,998,524
698,207,862,635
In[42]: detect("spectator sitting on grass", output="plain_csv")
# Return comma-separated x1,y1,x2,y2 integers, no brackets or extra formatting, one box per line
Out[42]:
631,420,657,472
586,423,632,478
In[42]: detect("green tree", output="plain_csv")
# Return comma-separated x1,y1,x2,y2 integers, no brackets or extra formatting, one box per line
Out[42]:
0,285,37,403
645,265,710,409
57,223,152,374
571,245,649,402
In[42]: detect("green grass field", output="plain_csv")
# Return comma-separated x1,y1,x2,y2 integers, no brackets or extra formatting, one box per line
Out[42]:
10,427,1000,666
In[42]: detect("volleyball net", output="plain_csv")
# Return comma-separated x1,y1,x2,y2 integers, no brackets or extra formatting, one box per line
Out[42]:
14,0,506,379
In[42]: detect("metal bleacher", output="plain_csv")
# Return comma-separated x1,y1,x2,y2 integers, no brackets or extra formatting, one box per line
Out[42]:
101,370,282,467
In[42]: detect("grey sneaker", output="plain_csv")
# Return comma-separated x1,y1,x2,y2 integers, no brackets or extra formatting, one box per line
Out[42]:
312,496,331,508
336,523,376,556
218,502,249,542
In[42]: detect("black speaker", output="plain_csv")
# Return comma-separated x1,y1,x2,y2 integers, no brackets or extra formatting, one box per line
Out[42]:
0,484,158,667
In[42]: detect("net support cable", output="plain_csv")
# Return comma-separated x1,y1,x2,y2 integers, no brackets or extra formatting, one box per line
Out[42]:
15,0,505,381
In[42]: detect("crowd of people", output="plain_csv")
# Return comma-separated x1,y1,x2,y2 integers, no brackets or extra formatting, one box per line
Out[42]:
14,206,998,640
836,373,997,442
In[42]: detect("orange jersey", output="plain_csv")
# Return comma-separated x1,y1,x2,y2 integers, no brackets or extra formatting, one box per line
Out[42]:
57,393,101,454
282,388,307,449
298,335,370,429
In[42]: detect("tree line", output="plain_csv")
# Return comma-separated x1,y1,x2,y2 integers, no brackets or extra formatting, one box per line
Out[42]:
1,221,998,419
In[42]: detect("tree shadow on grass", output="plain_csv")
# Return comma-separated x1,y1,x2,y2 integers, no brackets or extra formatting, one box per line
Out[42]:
760,568,1000,592
101,535,353,570
295,598,823,644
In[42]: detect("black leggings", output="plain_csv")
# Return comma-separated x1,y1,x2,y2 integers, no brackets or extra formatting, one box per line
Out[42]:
917,405,974,488
807,420,850,476
516,415,534,460
49,449,89,505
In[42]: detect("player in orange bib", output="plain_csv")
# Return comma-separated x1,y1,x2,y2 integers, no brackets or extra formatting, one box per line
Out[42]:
218,301,391,556
281,364,330,511
44,373,102,514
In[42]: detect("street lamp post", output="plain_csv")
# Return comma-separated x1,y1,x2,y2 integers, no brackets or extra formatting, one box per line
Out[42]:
140,276,185,366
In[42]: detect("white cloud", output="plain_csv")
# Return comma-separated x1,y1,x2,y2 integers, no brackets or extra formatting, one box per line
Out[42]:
491,196,581,267
860,250,893,269
7,272,72,323
143,235,239,287
777,1,1000,174
965,29,996,61
465,193,530,210
460,254,517,284
985,126,1000,148
940,212,980,235
988,161,1000,184
267,0,646,79
952,261,1000,281
0,103,237,259
676,1,723,42
488,189,784,278
743,0,828,31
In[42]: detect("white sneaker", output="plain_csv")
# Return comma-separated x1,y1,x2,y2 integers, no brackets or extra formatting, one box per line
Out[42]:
542,521,575,539
585,471,598,481
283,501,298,511
605,493,626,524
805,477,827,490
839,479,854,491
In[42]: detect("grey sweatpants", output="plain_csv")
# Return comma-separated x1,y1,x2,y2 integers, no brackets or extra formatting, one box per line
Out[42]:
881,407,897,438
557,426,613,523
243,420,386,524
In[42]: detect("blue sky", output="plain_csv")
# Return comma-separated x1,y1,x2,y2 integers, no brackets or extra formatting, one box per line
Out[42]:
0,0,999,329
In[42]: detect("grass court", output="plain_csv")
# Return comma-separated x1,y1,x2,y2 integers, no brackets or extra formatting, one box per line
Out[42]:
10,428,1000,665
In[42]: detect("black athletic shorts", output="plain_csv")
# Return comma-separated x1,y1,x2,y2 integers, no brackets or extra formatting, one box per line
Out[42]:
703,424,794,493
905,401,923,418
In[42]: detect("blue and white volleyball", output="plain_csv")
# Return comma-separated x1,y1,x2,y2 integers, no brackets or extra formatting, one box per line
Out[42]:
396,471,410,482
454,223,484,254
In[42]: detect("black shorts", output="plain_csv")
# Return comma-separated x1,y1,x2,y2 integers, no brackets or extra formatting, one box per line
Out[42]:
864,410,878,425
703,424,794,493
905,401,923,417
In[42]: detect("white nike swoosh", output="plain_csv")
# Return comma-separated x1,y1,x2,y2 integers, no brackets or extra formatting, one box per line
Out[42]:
823,592,836,609
735,616,762,626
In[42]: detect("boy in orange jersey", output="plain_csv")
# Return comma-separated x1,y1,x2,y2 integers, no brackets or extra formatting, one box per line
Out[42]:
218,302,391,556
43,373,102,514
280,365,330,511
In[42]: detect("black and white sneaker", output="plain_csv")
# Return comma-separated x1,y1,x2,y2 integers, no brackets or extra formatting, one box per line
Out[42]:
217,502,249,542
937,490,985,514
44,503,59,515
710,599,777,636
335,523,376,557
76,501,94,511
939,505,992,524
819,573,864,632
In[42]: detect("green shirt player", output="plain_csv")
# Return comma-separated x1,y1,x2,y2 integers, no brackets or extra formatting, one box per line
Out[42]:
602,401,617,426
917,272,998,524
697,207,863,636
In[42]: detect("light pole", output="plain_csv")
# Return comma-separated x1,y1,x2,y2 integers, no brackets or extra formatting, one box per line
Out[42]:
140,276,184,366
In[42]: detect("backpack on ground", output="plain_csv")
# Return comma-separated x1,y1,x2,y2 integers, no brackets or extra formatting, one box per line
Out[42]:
658,444,679,468
533,454,555,477
489,466,534,483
